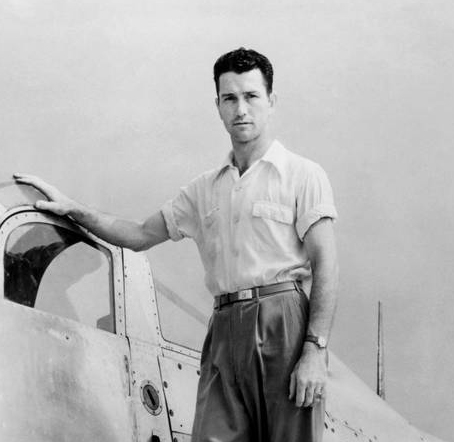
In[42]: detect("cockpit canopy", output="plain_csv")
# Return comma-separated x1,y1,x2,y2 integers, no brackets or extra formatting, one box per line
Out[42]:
0,181,210,351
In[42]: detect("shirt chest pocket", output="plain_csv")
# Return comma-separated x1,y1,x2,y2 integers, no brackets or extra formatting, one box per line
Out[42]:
203,207,220,228
252,201,294,225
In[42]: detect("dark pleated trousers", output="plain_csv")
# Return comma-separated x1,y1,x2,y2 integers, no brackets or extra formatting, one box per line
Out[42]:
191,288,325,442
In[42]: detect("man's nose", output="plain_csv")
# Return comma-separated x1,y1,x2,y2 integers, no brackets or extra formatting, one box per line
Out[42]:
235,98,247,117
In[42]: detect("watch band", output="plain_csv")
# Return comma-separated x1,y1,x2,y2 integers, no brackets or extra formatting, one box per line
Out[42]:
305,334,327,349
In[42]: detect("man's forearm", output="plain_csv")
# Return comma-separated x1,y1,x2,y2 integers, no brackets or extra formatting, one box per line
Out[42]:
305,258,339,342
70,204,168,251
301,218,339,346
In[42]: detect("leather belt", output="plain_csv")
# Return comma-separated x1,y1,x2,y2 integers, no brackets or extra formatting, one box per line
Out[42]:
214,281,298,310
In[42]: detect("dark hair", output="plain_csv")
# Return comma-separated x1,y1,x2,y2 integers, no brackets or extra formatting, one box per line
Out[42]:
213,47,274,96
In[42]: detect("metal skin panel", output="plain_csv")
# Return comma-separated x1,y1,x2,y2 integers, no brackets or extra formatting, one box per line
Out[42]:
123,250,201,441
324,352,439,442
128,339,173,442
0,300,134,442
171,433,191,442
124,249,173,440
123,249,161,345
158,354,200,435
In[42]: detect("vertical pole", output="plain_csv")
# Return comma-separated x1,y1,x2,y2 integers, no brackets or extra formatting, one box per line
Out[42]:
377,301,386,399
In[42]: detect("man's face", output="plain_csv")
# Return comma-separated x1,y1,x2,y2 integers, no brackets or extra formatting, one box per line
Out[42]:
216,69,276,144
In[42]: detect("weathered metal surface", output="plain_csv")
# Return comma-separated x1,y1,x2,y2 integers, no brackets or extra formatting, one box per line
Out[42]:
0,300,134,442
128,339,172,442
123,250,200,440
123,249,161,345
325,352,437,442
158,353,200,435
171,433,192,442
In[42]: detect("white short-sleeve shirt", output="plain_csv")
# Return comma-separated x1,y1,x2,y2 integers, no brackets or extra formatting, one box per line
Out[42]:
161,140,338,296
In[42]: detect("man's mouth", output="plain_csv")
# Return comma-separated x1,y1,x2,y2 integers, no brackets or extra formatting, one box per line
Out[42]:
233,122,252,126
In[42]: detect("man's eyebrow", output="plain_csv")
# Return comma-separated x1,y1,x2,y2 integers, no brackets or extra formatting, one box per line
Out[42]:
220,92,236,98
220,90,261,98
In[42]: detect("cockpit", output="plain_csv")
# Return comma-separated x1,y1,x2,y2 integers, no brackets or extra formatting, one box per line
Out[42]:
0,181,211,350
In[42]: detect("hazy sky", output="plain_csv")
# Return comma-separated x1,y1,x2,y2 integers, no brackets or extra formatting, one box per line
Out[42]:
1,0,454,440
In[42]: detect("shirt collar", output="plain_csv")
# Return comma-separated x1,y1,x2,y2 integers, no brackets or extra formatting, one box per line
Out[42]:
215,140,286,180
259,140,287,176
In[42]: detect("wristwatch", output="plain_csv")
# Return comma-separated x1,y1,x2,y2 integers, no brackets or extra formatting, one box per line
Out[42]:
305,334,327,349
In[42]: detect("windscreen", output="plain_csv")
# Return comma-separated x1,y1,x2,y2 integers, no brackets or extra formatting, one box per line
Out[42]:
4,222,115,332
148,240,212,351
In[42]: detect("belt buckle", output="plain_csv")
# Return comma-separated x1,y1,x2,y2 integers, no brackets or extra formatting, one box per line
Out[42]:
237,289,253,301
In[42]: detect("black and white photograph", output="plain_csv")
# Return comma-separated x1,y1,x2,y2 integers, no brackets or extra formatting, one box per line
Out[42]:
0,1,453,441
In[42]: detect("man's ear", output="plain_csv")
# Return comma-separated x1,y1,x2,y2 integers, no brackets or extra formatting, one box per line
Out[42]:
269,92,277,112
215,96,221,117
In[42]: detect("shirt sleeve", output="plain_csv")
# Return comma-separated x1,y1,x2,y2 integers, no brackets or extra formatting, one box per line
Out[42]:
295,164,338,240
161,181,200,242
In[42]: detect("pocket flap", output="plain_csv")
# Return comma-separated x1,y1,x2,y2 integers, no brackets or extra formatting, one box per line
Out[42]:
252,201,293,225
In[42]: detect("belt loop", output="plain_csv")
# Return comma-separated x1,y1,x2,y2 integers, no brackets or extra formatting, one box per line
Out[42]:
294,281,307,298
253,287,260,302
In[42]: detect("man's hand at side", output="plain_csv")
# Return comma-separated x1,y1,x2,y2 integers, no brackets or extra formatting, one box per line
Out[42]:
13,173,170,251
289,343,327,407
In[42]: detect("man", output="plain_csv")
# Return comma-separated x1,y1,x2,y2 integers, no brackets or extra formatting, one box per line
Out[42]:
14,47,338,442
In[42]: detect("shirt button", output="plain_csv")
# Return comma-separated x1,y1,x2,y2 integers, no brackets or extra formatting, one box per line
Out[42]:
233,216,240,224
233,249,239,257
234,186,242,192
